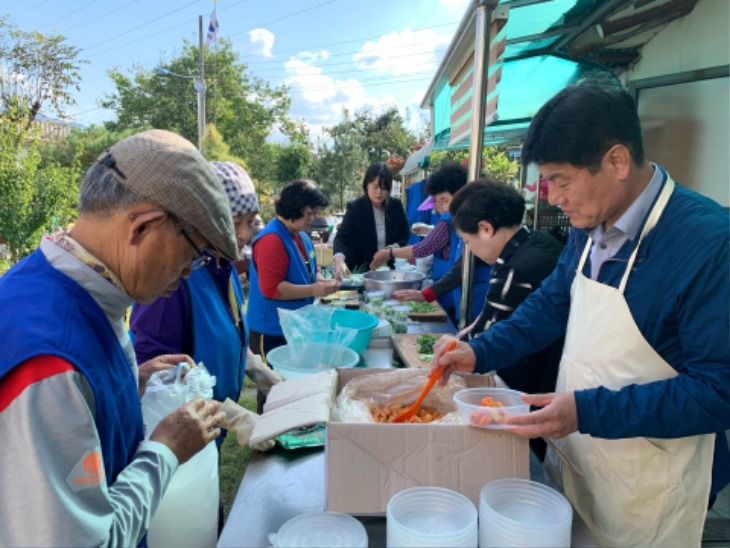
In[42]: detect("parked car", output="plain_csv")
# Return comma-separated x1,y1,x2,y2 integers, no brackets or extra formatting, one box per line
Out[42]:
306,216,338,244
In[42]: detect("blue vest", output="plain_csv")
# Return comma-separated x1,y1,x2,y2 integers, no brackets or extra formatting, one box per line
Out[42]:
432,213,463,312
452,239,492,322
0,249,144,485
186,266,247,404
431,214,492,321
247,219,317,336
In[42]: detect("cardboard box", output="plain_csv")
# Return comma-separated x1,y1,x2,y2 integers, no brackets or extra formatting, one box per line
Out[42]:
325,368,530,514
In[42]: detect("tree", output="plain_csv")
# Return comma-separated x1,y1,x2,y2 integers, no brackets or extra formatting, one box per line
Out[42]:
430,146,519,183
315,110,369,211
274,143,315,184
102,39,298,185
0,105,82,264
40,125,140,171
314,106,420,210
0,17,85,132
352,106,417,166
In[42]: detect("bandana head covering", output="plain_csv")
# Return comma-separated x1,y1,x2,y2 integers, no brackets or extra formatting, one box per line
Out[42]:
210,161,259,216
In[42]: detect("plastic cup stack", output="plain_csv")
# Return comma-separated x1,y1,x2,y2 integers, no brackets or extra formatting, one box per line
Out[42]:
269,512,367,548
386,486,478,548
479,478,572,548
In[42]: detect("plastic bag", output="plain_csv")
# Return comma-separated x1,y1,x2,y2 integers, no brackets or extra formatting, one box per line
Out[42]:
278,305,358,368
141,362,216,435
141,363,218,548
332,369,466,424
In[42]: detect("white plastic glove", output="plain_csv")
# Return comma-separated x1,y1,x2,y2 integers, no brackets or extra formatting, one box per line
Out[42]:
219,398,275,452
246,353,283,395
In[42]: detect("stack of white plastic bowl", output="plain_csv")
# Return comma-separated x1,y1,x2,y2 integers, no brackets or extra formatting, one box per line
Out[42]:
479,478,572,548
269,512,368,547
386,486,478,547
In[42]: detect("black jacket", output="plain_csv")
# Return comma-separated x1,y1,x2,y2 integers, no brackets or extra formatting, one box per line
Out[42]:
465,227,564,396
333,195,410,272
466,227,564,461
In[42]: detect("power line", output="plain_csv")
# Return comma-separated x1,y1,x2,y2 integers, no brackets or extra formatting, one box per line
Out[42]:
79,20,455,81
245,39,449,66
227,0,337,39
60,0,142,34
81,0,336,61
250,60,439,79
40,0,100,32
243,21,457,61
283,74,432,92
80,0,199,52
83,17,197,60
12,0,52,20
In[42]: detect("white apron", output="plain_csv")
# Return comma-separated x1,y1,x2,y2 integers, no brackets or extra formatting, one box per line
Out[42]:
545,176,715,548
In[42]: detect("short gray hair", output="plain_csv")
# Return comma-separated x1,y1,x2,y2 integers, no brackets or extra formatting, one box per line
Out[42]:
77,162,146,216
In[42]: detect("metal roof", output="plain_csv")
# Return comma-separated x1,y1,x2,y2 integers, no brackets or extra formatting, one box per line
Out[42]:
421,0,701,149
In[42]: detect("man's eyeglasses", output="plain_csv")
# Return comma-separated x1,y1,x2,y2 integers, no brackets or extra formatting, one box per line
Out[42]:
178,225,211,270
128,209,211,270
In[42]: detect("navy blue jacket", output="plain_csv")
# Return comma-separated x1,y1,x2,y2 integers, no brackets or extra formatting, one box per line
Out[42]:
468,176,730,495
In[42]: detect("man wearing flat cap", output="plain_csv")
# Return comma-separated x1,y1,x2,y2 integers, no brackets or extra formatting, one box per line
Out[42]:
0,130,236,546
131,161,282,440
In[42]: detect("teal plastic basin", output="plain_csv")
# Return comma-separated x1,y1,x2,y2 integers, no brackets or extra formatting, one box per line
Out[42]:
266,343,360,380
329,309,379,355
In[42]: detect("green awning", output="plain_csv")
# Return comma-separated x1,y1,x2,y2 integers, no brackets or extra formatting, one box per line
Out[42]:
424,0,620,151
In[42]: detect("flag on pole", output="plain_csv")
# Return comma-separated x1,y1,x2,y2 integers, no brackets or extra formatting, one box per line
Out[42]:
206,1,219,45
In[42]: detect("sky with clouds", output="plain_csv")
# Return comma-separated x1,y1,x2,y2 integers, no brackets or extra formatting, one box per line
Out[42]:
2,0,471,139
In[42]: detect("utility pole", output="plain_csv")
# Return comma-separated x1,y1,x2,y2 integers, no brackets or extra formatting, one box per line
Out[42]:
196,15,207,152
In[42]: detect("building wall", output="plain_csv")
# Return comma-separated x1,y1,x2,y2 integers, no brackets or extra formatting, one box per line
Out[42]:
629,0,730,206
630,0,729,80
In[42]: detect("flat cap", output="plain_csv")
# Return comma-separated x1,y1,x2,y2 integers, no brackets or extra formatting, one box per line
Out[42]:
103,129,237,260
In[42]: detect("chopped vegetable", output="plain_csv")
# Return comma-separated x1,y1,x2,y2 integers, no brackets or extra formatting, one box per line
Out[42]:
405,301,437,314
416,334,438,354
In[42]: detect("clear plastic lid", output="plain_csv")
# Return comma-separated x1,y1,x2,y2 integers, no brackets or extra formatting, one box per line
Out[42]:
271,512,368,548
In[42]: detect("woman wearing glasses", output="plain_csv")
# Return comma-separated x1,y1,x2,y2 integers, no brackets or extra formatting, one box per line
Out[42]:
248,179,338,411
333,162,410,279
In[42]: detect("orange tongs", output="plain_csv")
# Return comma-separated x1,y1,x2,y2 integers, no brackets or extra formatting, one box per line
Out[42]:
391,340,457,423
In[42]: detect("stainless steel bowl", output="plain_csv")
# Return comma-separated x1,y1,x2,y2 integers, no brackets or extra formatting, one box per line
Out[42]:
362,270,425,298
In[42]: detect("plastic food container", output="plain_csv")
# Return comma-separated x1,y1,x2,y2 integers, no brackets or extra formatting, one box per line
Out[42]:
382,300,399,317
265,343,359,380
479,478,572,548
453,387,529,429
387,486,478,547
269,512,368,547
364,290,385,306
390,305,410,322
390,319,408,334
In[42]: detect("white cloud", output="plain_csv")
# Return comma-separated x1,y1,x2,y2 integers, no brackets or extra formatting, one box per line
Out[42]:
410,88,428,108
283,51,400,135
279,25,451,139
352,28,451,76
248,28,275,58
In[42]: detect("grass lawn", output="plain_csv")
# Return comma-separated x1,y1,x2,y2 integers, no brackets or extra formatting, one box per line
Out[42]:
219,384,258,520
